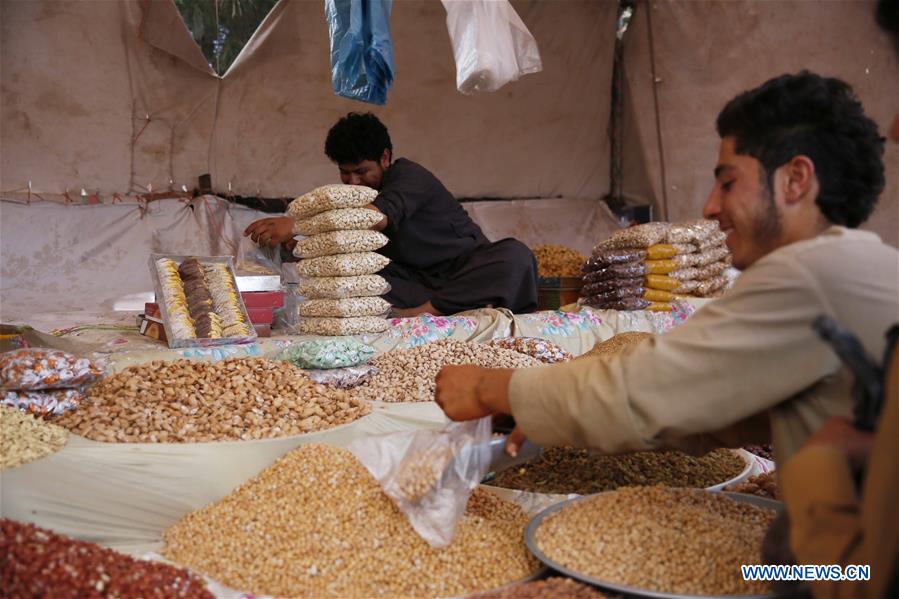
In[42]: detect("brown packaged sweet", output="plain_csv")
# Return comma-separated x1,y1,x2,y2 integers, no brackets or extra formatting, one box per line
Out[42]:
582,262,646,283
584,248,647,270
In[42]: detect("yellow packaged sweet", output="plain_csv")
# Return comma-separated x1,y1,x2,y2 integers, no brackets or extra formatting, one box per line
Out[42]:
644,244,678,260
643,260,678,275
643,288,676,302
646,302,674,312
644,274,681,291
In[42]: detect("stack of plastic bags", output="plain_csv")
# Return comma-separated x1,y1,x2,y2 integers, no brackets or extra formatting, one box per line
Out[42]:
580,219,732,311
1,349,102,417
288,185,393,336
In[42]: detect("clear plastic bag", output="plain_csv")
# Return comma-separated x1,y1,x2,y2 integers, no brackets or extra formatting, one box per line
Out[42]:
287,184,378,220
298,296,391,318
594,222,670,251
297,274,392,299
347,416,493,547
582,262,646,283
3,387,84,417
488,337,573,364
584,248,646,270
277,338,376,369
0,349,102,391
303,364,379,388
295,252,390,277
580,295,652,311
234,235,281,276
441,0,542,94
581,276,642,296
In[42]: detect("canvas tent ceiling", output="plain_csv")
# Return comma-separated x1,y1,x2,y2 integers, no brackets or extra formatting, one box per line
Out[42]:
2,1,896,230
0,0,897,319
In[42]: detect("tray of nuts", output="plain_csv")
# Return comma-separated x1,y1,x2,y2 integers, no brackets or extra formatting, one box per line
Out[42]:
484,447,754,495
525,489,782,598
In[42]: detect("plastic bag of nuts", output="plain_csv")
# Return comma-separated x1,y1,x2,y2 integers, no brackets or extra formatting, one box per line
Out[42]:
303,365,379,388
0,348,102,391
488,337,573,364
3,388,84,417
294,208,384,235
297,274,392,299
347,416,494,547
298,296,391,318
293,230,389,259
665,218,720,243
278,337,376,369
297,316,390,336
287,184,378,220
295,252,390,277
593,222,670,251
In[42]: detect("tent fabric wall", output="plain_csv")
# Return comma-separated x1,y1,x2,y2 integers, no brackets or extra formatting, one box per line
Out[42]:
622,0,899,244
1,0,617,201
0,196,616,319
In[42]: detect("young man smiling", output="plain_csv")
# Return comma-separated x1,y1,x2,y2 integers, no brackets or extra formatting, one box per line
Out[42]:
246,113,538,316
434,72,898,464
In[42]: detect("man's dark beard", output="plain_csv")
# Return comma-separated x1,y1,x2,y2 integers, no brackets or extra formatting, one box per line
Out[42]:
752,174,782,247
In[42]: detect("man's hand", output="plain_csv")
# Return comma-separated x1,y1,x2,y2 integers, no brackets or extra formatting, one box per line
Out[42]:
361,204,389,232
801,416,874,472
434,365,514,421
244,217,295,247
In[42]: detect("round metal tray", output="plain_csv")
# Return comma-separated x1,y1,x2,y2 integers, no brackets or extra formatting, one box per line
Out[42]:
524,491,783,599
484,448,755,493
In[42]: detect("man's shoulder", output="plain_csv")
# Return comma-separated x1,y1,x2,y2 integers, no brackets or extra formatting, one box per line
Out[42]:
747,226,898,289
761,226,895,267
389,158,435,179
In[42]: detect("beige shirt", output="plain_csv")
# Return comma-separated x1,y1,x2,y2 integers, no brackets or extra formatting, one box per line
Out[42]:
781,350,899,598
510,227,899,463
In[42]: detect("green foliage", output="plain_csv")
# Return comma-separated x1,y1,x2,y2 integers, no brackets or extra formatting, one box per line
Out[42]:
175,0,280,75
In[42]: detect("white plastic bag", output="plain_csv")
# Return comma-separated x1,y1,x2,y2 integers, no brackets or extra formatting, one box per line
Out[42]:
441,0,542,94
347,416,492,547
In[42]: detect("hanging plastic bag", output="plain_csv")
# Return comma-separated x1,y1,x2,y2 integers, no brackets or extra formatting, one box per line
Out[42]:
347,416,493,547
441,0,542,94
325,0,396,105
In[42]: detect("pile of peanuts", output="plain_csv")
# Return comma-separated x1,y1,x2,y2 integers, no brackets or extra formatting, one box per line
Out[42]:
350,340,542,403
477,577,615,598
1,407,68,469
532,244,587,278
1,518,212,597
490,447,746,494
55,358,370,442
163,444,539,597
534,487,775,595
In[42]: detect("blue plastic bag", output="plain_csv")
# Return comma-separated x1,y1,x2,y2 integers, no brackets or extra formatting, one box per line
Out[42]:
325,0,395,105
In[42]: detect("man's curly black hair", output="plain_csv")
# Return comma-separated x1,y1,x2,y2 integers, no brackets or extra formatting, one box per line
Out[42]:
716,71,885,228
324,112,393,165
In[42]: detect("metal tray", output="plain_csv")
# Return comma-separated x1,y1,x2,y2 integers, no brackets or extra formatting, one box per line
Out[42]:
524,491,783,599
484,447,754,493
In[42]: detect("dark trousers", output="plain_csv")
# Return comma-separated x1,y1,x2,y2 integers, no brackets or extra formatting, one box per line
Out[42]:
380,238,538,315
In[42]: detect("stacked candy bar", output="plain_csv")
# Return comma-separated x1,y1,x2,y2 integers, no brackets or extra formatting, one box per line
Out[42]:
581,220,732,311
203,262,253,338
178,258,222,339
156,258,196,339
